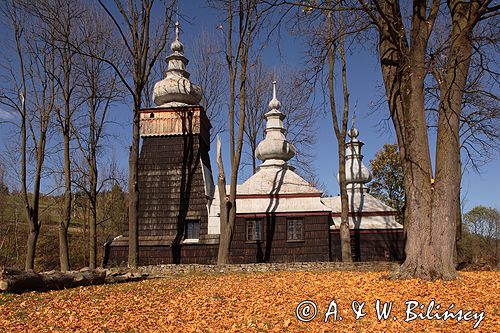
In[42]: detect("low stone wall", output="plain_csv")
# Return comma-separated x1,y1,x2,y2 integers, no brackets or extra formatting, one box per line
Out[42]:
106,261,400,278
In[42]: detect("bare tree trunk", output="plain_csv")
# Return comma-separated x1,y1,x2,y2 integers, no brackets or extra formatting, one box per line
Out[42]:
25,219,40,271
377,0,437,279
6,2,45,272
218,0,235,265
82,203,88,266
89,104,98,269
128,98,140,267
59,128,71,271
218,0,255,265
326,3,351,262
428,0,479,278
216,137,229,264
89,206,97,268
94,0,176,268
58,220,70,271
25,127,49,271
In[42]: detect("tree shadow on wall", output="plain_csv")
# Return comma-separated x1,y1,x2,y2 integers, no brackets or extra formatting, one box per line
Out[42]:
172,109,200,264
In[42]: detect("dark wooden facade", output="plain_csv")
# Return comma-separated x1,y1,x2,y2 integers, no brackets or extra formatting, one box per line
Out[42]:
107,243,219,266
107,213,332,266
330,229,404,262
105,105,405,267
135,135,211,240
107,207,405,266
106,220,404,265
229,214,331,263
108,106,218,266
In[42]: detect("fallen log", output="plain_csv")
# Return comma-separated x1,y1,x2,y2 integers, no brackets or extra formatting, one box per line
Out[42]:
0,267,106,293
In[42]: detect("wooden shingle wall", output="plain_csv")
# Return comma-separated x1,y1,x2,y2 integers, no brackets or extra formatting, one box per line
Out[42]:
137,135,211,241
229,215,331,264
330,230,405,262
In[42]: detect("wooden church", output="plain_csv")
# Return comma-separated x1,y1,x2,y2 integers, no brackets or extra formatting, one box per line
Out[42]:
106,22,404,266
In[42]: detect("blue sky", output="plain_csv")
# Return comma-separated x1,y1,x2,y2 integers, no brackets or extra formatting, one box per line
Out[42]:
175,2,499,212
0,1,498,212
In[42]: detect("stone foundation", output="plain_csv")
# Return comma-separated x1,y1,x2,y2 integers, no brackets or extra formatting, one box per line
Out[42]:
105,261,400,277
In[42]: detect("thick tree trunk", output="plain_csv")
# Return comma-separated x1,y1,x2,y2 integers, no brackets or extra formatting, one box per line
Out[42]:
377,0,443,280
376,0,480,280
430,0,477,278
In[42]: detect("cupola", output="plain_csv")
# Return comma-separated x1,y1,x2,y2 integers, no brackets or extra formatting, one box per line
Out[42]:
153,21,202,107
255,81,296,168
341,117,372,190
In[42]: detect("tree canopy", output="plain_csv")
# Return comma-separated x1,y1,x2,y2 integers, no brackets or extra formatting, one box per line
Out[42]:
369,144,405,223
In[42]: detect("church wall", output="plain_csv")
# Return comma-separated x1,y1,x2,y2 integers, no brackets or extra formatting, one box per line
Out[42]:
106,226,403,266
106,244,219,266
330,229,404,262
106,214,332,266
136,135,212,240
228,215,331,264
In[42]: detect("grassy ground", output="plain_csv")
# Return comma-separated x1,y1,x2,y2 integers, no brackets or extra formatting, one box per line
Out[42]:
0,271,498,332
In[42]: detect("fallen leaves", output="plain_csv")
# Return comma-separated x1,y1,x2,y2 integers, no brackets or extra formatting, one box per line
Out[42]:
0,271,498,332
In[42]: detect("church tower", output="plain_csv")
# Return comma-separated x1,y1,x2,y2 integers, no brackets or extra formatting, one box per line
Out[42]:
108,22,216,265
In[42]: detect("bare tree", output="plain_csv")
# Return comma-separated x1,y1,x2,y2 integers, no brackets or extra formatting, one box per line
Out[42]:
190,29,226,141
243,59,269,174
291,0,357,261
0,0,57,270
92,0,176,267
357,0,499,279
71,8,122,269
242,61,318,181
217,0,265,264
23,0,86,272
325,1,353,262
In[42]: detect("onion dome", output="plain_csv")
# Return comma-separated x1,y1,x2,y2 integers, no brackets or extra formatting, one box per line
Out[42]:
153,21,202,107
340,119,372,189
255,81,296,167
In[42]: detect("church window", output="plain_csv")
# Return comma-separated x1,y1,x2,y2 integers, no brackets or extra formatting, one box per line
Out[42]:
287,219,303,241
246,220,261,241
185,220,199,240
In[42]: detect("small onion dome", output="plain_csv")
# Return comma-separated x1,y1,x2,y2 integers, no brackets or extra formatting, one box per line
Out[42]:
255,81,296,165
268,81,281,110
152,21,202,107
348,127,359,140
339,125,373,189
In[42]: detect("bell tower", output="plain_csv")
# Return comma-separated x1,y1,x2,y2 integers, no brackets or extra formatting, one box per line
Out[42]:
109,21,216,265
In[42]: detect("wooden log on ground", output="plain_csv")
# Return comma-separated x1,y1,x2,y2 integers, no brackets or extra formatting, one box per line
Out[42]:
0,268,43,292
0,267,106,293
